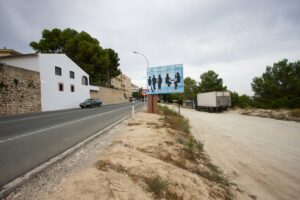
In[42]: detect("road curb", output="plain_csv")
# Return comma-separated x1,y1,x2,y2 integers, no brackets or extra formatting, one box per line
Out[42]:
0,108,140,198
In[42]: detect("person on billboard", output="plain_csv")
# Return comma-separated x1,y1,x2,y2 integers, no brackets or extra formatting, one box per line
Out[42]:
165,73,172,87
148,76,153,92
174,72,181,90
152,75,157,90
158,75,162,90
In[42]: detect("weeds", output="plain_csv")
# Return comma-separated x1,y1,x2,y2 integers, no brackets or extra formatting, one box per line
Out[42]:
158,105,190,134
147,122,158,126
198,163,230,187
177,138,185,145
146,121,160,129
146,175,169,197
128,122,141,126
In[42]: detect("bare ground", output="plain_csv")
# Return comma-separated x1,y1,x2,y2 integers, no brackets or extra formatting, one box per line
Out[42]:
176,106,300,200
38,112,235,200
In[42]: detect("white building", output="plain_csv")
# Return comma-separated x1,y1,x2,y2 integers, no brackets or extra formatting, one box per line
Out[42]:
0,53,92,111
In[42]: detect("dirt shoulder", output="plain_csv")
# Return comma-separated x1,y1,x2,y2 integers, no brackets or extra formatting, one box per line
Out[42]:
40,110,237,200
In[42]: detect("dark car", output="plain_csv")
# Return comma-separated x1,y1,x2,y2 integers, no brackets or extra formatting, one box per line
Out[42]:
80,98,102,108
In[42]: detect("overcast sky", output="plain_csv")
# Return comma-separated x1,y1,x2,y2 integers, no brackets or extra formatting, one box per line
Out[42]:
1,0,299,95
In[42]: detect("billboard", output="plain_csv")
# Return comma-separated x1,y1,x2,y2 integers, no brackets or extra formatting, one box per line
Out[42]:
147,64,184,95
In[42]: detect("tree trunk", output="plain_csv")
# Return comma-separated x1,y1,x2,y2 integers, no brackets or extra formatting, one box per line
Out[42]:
106,69,111,86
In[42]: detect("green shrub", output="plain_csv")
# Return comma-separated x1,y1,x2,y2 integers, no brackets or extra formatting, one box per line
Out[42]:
147,175,169,196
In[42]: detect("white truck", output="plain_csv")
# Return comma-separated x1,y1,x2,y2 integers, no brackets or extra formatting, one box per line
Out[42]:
196,91,231,112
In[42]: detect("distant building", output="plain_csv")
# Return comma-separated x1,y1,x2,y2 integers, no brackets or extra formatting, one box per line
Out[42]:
0,53,91,112
0,48,22,57
111,73,131,98
131,83,139,93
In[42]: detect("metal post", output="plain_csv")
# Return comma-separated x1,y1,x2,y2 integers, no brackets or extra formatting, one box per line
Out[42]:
132,100,135,115
133,51,149,111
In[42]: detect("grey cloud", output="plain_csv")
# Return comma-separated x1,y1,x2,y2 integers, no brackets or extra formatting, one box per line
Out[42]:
1,0,299,94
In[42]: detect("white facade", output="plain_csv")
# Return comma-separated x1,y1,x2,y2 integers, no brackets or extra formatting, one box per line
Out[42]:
0,53,91,111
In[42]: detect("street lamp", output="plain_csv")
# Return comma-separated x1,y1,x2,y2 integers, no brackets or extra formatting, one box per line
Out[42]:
133,51,149,108
133,51,149,69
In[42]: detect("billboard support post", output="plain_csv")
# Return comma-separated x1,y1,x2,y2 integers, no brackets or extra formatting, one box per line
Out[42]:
147,94,158,113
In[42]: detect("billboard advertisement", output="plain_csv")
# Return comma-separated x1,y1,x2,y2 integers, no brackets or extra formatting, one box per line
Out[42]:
147,64,184,95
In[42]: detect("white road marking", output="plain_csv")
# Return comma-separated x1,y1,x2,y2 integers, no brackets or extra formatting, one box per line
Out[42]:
0,108,87,124
0,106,131,144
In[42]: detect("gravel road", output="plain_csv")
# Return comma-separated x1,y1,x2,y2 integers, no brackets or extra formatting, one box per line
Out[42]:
179,107,300,200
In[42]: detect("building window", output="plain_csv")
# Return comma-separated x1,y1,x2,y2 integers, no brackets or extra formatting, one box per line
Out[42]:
70,85,75,92
70,71,75,79
55,66,62,76
81,76,88,85
58,83,64,91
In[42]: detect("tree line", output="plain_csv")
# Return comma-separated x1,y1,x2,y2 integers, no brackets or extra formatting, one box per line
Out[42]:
162,59,300,109
30,28,121,86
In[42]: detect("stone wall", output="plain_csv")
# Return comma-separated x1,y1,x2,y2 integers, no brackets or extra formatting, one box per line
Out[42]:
0,64,41,116
90,86,129,105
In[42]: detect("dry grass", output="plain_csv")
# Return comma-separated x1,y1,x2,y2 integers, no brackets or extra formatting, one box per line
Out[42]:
96,160,126,173
128,122,142,126
290,109,300,118
146,122,161,129
145,175,182,199
158,105,190,134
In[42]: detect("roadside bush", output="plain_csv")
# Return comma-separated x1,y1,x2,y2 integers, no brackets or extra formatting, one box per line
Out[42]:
146,175,169,197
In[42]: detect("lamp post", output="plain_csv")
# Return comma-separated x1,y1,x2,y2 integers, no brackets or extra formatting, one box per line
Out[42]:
133,51,149,108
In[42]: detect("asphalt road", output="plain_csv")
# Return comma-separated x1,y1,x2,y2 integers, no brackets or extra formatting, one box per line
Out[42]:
0,102,143,188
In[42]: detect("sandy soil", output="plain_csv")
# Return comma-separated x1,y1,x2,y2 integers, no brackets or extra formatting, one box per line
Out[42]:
177,107,300,200
41,112,233,200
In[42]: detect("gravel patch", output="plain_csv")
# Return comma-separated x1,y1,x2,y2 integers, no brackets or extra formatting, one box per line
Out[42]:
4,118,130,200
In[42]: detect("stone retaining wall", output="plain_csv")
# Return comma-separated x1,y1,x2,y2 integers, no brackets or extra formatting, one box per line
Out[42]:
90,86,129,105
0,64,41,116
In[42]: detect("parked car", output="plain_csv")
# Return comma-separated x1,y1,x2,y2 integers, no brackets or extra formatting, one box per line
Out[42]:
129,97,135,102
80,98,102,108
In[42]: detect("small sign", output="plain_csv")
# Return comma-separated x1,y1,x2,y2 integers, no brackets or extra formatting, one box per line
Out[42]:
142,90,147,96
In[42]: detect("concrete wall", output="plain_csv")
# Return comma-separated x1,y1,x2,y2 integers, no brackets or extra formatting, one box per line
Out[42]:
0,64,41,116
0,54,39,72
39,54,91,111
90,86,128,105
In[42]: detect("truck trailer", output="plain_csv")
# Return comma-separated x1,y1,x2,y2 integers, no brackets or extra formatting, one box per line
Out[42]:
196,91,231,112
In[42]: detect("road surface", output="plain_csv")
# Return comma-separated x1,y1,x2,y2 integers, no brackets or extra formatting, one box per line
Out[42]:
0,102,143,188
179,107,300,200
